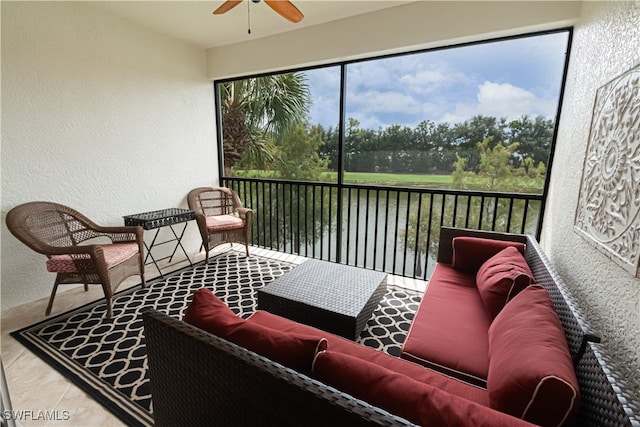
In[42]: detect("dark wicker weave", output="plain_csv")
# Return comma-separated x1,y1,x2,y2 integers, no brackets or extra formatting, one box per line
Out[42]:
5,201,145,318
258,259,388,340
142,227,639,426
142,310,416,427
187,187,253,261
123,208,195,230
438,227,640,427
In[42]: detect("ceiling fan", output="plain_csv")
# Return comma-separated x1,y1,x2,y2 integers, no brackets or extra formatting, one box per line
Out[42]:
213,0,304,23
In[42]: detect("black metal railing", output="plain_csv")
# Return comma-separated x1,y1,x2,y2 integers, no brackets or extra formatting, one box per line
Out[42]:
224,177,544,281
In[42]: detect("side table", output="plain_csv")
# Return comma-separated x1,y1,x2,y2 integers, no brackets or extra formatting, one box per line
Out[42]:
123,208,196,277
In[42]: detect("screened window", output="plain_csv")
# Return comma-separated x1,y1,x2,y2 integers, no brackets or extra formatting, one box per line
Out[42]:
216,29,570,196
215,29,572,275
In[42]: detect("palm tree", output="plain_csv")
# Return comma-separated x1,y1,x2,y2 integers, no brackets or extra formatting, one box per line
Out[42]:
218,73,311,175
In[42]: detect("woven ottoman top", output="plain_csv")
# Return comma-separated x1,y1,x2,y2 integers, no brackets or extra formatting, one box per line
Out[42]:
259,259,387,317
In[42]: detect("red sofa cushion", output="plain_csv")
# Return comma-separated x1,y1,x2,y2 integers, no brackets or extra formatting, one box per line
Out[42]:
313,351,534,427
487,285,580,427
476,246,535,319
400,264,491,386
452,236,526,274
182,287,243,330
183,288,327,374
249,309,490,406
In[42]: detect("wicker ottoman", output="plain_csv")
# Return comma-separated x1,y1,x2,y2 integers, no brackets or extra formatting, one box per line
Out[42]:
257,259,388,340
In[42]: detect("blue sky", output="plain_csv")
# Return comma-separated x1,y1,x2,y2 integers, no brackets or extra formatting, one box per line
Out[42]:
305,31,570,130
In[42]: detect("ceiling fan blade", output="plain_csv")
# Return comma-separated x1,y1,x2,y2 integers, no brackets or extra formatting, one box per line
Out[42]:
264,0,304,23
213,0,243,15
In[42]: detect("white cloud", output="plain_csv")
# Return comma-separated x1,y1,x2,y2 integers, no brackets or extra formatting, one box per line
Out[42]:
306,32,568,127
478,81,536,112
344,89,425,129
348,89,420,114
440,81,557,123
400,70,448,87
398,61,472,97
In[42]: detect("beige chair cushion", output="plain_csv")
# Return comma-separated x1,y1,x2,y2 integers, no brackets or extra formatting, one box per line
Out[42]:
205,214,244,231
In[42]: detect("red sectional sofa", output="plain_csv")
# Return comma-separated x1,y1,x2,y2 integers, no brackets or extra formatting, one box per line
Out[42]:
180,287,530,426
142,227,640,427
401,238,579,426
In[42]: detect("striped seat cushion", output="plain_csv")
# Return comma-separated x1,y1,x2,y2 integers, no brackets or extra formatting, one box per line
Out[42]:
46,243,139,273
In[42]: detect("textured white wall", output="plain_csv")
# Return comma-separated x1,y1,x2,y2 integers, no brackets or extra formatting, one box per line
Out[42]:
542,1,640,396
1,2,217,313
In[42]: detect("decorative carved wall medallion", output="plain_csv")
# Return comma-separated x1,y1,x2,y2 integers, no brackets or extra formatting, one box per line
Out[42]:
574,64,640,278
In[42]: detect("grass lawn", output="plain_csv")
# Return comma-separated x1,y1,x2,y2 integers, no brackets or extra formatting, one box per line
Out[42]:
235,170,544,193
337,172,543,193
341,172,452,186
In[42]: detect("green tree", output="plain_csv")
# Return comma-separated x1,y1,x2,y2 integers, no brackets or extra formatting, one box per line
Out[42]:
401,193,444,276
477,137,520,191
276,123,329,181
452,154,470,189
450,115,508,172
447,137,540,233
218,73,310,175
508,115,554,167
255,123,333,254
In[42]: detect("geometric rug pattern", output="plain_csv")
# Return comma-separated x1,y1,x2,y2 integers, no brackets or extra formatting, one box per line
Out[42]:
11,252,423,427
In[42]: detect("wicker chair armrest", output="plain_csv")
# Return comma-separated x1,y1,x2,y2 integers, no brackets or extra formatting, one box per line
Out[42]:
88,225,141,242
41,231,141,259
45,245,99,256
193,212,208,227
44,245,108,273
236,206,252,219
192,213,210,240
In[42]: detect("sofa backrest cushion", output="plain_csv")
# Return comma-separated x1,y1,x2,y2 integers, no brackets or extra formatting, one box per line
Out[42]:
312,350,534,427
476,246,535,319
183,288,327,374
250,309,491,406
487,285,580,427
452,236,526,274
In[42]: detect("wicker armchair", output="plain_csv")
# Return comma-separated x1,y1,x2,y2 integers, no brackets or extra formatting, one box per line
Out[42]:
187,187,253,261
5,201,145,318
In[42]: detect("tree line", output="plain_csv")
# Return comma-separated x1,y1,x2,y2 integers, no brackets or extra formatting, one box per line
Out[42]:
219,73,548,264
218,73,554,184
317,114,554,176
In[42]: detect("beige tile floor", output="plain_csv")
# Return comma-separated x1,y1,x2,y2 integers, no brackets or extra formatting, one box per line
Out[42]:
2,275,143,427
1,246,427,427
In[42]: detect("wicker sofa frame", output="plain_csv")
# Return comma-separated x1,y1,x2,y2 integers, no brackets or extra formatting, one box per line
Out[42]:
142,227,640,427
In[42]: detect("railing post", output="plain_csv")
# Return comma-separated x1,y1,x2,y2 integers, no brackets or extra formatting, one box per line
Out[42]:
335,64,348,263
223,177,544,281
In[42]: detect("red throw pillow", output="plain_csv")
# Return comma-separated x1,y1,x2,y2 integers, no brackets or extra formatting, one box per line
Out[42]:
182,287,244,332
487,286,580,427
452,236,526,274
476,246,534,319
312,351,533,427
183,288,327,374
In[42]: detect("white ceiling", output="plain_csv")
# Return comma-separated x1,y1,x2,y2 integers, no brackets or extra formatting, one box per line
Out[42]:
91,1,413,49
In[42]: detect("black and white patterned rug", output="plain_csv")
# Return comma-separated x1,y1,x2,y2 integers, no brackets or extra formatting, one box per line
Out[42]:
11,252,422,427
